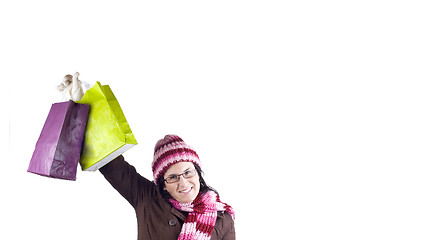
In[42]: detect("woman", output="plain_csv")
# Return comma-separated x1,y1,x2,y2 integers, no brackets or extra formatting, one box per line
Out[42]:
100,135,235,240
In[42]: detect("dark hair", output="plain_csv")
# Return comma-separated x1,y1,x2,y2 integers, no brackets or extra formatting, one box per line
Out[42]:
157,163,218,201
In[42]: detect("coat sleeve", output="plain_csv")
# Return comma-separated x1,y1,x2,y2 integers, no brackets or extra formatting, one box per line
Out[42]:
99,155,157,208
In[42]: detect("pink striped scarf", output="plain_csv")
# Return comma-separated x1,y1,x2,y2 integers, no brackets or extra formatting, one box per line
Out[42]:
169,191,235,240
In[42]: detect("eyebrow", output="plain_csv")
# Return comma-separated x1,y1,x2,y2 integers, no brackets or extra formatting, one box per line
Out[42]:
167,168,192,177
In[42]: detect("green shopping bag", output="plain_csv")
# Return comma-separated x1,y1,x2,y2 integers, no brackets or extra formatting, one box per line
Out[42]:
78,82,137,171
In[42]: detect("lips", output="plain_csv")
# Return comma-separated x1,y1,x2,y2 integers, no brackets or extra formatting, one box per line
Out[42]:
179,187,192,194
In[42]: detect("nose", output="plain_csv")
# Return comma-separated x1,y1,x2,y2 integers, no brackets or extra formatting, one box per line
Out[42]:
178,175,189,186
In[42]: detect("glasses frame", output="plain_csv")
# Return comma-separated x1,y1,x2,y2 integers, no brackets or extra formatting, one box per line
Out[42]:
164,169,197,184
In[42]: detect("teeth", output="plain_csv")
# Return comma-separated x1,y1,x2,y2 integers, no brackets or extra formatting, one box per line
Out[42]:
180,188,191,193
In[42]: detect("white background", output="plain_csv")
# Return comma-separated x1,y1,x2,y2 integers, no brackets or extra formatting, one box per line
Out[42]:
2,1,425,239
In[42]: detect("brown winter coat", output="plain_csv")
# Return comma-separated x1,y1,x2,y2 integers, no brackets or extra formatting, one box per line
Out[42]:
100,155,235,240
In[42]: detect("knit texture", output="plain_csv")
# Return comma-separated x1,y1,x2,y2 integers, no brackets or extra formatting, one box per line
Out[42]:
169,191,235,240
152,135,202,184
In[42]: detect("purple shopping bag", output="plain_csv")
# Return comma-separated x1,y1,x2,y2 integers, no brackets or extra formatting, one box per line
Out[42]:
28,100,89,180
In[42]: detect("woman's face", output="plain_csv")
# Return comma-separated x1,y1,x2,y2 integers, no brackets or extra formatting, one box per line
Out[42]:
163,161,200,203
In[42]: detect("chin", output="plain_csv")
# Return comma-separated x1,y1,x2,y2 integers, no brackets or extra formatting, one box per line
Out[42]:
178,195,196,203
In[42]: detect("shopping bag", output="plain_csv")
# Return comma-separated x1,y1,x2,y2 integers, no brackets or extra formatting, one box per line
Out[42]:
27,100,90,180
78,81,137,171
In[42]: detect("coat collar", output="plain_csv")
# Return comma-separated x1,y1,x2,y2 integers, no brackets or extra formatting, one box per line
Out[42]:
171,207,186,220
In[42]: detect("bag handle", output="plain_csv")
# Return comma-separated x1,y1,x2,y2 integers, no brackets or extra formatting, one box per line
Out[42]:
57,72,91,101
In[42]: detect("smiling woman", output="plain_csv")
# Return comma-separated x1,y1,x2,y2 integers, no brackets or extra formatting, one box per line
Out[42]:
162,162,200,203
158,161,219,204
99,135,235,240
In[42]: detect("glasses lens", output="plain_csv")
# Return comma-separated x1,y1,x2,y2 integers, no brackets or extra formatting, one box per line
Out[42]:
166,175,179,183
183,170,196,178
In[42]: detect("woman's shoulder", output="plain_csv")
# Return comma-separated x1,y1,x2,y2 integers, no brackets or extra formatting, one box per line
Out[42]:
218,211,235,222
215,211,235,230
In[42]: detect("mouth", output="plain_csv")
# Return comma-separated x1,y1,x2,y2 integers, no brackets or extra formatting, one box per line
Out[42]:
179,187,193,194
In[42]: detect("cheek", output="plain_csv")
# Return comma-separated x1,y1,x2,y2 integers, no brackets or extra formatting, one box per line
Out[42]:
192,177,201,192
165,184,178,194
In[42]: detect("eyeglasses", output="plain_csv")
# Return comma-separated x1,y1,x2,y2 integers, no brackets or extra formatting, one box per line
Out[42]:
164,169,197,184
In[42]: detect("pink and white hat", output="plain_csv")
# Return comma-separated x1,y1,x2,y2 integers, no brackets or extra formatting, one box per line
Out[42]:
152,135,201,184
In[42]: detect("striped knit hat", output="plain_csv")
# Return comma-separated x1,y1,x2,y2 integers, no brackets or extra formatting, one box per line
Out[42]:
152,135,201,184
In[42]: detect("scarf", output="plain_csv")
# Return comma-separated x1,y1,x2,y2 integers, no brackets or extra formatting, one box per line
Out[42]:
169,191,235,240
